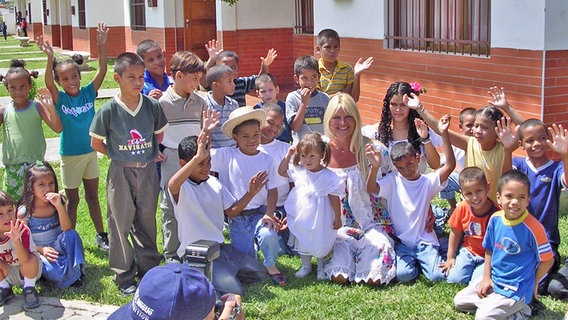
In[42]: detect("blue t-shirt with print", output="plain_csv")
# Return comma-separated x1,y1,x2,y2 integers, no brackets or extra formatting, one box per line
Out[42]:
56,82,96,155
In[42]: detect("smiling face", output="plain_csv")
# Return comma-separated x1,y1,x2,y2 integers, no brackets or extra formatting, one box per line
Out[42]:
497,180,530,220
461,179,491,215
392,152,421,180
389,94,410,124
187,155,211,182
519,124,548,162
472,115,498,149
0,205,14,235
261,110,284,142
232,122,261,155
56,63,81,96
176,71,202,96
328,107,356,140
141,47,166,77
6,73,31,108
214,73,236,97
294,69,319,92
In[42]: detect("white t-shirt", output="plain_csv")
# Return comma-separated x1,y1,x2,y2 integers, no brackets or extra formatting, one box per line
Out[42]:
258,139,291,207
376,171,443,247
169,176,235,258
211,147,279,209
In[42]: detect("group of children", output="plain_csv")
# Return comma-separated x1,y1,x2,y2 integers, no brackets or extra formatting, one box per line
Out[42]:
0,23,565,319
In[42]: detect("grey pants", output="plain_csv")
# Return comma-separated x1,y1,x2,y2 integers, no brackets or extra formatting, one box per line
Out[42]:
107,161,161,287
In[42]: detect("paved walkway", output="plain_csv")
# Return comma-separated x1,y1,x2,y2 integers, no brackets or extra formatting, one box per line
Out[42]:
0,296,119,319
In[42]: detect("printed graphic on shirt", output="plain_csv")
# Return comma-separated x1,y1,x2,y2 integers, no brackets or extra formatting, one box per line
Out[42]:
304,107,324,125
465,222,482,237
118,129,153,155
60,102,94,117
0,249,15,264
495,237,521,255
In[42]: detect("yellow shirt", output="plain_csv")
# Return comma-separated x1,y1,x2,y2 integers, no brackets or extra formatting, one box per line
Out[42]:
318,58,354,96
464,137,504,203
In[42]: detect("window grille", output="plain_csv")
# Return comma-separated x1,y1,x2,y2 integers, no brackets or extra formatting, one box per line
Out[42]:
294,0,314,35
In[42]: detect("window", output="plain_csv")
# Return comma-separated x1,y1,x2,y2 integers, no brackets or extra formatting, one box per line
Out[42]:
42,0,47,25
385,0,490,56
130,0,146,31
294,0,313,35
78,0,86,30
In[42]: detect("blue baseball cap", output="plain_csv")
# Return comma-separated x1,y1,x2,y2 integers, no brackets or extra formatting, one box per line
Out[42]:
109,264,216,320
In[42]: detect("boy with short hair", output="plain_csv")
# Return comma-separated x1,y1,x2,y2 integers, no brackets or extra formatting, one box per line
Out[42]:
168,111,266,295
137,39,173,100
366,115,455,282
0,191,42,310
254,73,292,143
439,167,500,284
210,106,286,285
158,51,207,263
454,170,554,319
205,64,238,148
206,41,277,107
90,52,168,294
286,56,330,145
316,29,373,102
500,119,568,297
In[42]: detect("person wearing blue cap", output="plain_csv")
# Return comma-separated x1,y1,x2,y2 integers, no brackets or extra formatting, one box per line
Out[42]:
109,263,245,320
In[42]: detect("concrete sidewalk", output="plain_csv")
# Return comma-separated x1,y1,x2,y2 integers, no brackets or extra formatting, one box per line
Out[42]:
0,295,119,319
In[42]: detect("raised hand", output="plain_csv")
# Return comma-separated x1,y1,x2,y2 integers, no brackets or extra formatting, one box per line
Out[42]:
38,88,55,111
205,39,223,61
365,144,382,168
97,22,109,45
547,124,568,156
202,109,220,134
414,118,430,139
261,48,277,67
248,171,269,195
403,92,421,110
4,219,25,243
438,115,451,133
496,117,518,151
36,35,53,58
487,86,510,110
354,57,373,75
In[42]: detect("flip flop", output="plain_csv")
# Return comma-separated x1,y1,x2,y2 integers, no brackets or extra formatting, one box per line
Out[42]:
269,273,286,286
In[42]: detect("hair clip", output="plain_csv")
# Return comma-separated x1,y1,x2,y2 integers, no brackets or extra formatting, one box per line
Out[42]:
35,160,44,167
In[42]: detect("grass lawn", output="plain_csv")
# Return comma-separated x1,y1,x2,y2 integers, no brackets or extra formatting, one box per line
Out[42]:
1,37,568,319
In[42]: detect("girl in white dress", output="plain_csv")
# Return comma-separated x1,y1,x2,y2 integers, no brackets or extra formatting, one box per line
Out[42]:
278,132,343,280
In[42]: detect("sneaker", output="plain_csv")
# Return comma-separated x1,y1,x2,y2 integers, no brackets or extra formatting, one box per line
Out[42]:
22,286,39,310
316,268,326,281
119,283,137,295
95,232,109,251
295,265,311,278
0,287,14,306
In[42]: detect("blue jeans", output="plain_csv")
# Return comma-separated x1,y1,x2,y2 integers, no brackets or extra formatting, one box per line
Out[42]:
439,171,460,200
275,206,294,256
447,247,485,284
395,242,446,282
228,207,280,267
212,244,266,296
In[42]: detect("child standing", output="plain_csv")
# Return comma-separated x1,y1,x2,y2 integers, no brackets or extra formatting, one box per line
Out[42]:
204,64,238,148
137,39,173,100
286,56,330,145
158,51,207,263
366,115,455,282
168,111,266,295
0,191,42,310
278,133,343,280
17,162,85,288
89,52,168,294
500,119,568,296
210,106,285,285
36,23,109,251
316,29,373,102
439,167,499,284
0,60,62,200
254,73,292,143
454,170,554,319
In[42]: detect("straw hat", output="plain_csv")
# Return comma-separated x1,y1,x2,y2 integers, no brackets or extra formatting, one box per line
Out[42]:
221,106,266,137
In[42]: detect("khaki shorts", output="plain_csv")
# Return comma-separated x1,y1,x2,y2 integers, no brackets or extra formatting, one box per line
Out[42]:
5,254,43,286
60,152,100,189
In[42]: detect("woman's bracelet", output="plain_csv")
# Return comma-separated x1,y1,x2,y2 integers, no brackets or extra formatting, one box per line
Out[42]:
421,136,432,145
417,103,425,113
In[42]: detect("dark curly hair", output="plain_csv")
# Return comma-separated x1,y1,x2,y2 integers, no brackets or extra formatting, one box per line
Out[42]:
17,161,59,219
378,82,423,152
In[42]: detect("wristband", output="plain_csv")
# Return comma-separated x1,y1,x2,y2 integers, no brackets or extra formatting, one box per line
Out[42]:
421,137,432,145
417,103,425,113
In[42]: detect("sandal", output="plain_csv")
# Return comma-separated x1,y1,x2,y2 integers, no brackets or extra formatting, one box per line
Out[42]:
269,273,287,286
22,286,39,310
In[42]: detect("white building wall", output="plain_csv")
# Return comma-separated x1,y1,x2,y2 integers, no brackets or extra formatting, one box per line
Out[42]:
86,0,125,28
491,0,545,50
314,0,384,40
544,0,568,50
217,0,293,31
145,2,165,28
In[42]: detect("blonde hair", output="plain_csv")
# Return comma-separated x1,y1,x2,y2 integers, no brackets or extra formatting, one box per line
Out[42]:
324,93,369,177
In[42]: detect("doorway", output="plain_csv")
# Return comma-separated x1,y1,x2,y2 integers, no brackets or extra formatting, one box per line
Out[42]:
183,0,216,62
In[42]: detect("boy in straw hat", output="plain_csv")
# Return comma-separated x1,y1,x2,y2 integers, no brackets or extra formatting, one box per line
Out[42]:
210,106,287,285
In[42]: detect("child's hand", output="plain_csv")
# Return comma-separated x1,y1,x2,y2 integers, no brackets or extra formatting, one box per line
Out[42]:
496,117,519,151
439,257,455,275
248,171,268,195
202,109,220,134
365,144,382,168
36,35,53,58
438,115,451,133
97,21,109,45
44,192,63,208
148,89,163,100
403,93,421,110
195,131,210,160
300,87,312,104
414,118,430,139
261,48,277,67
261,215,280,232
285,146,296,159
38,88,55,110
476,277,493,298
354,57,373,76
41,246,59,262
547,124,568,155
332,215,342,230
273,215,288,232
487,86,510,110
425,209,435,232
3,219,25,243
205,39,223,61
154,151,166,163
